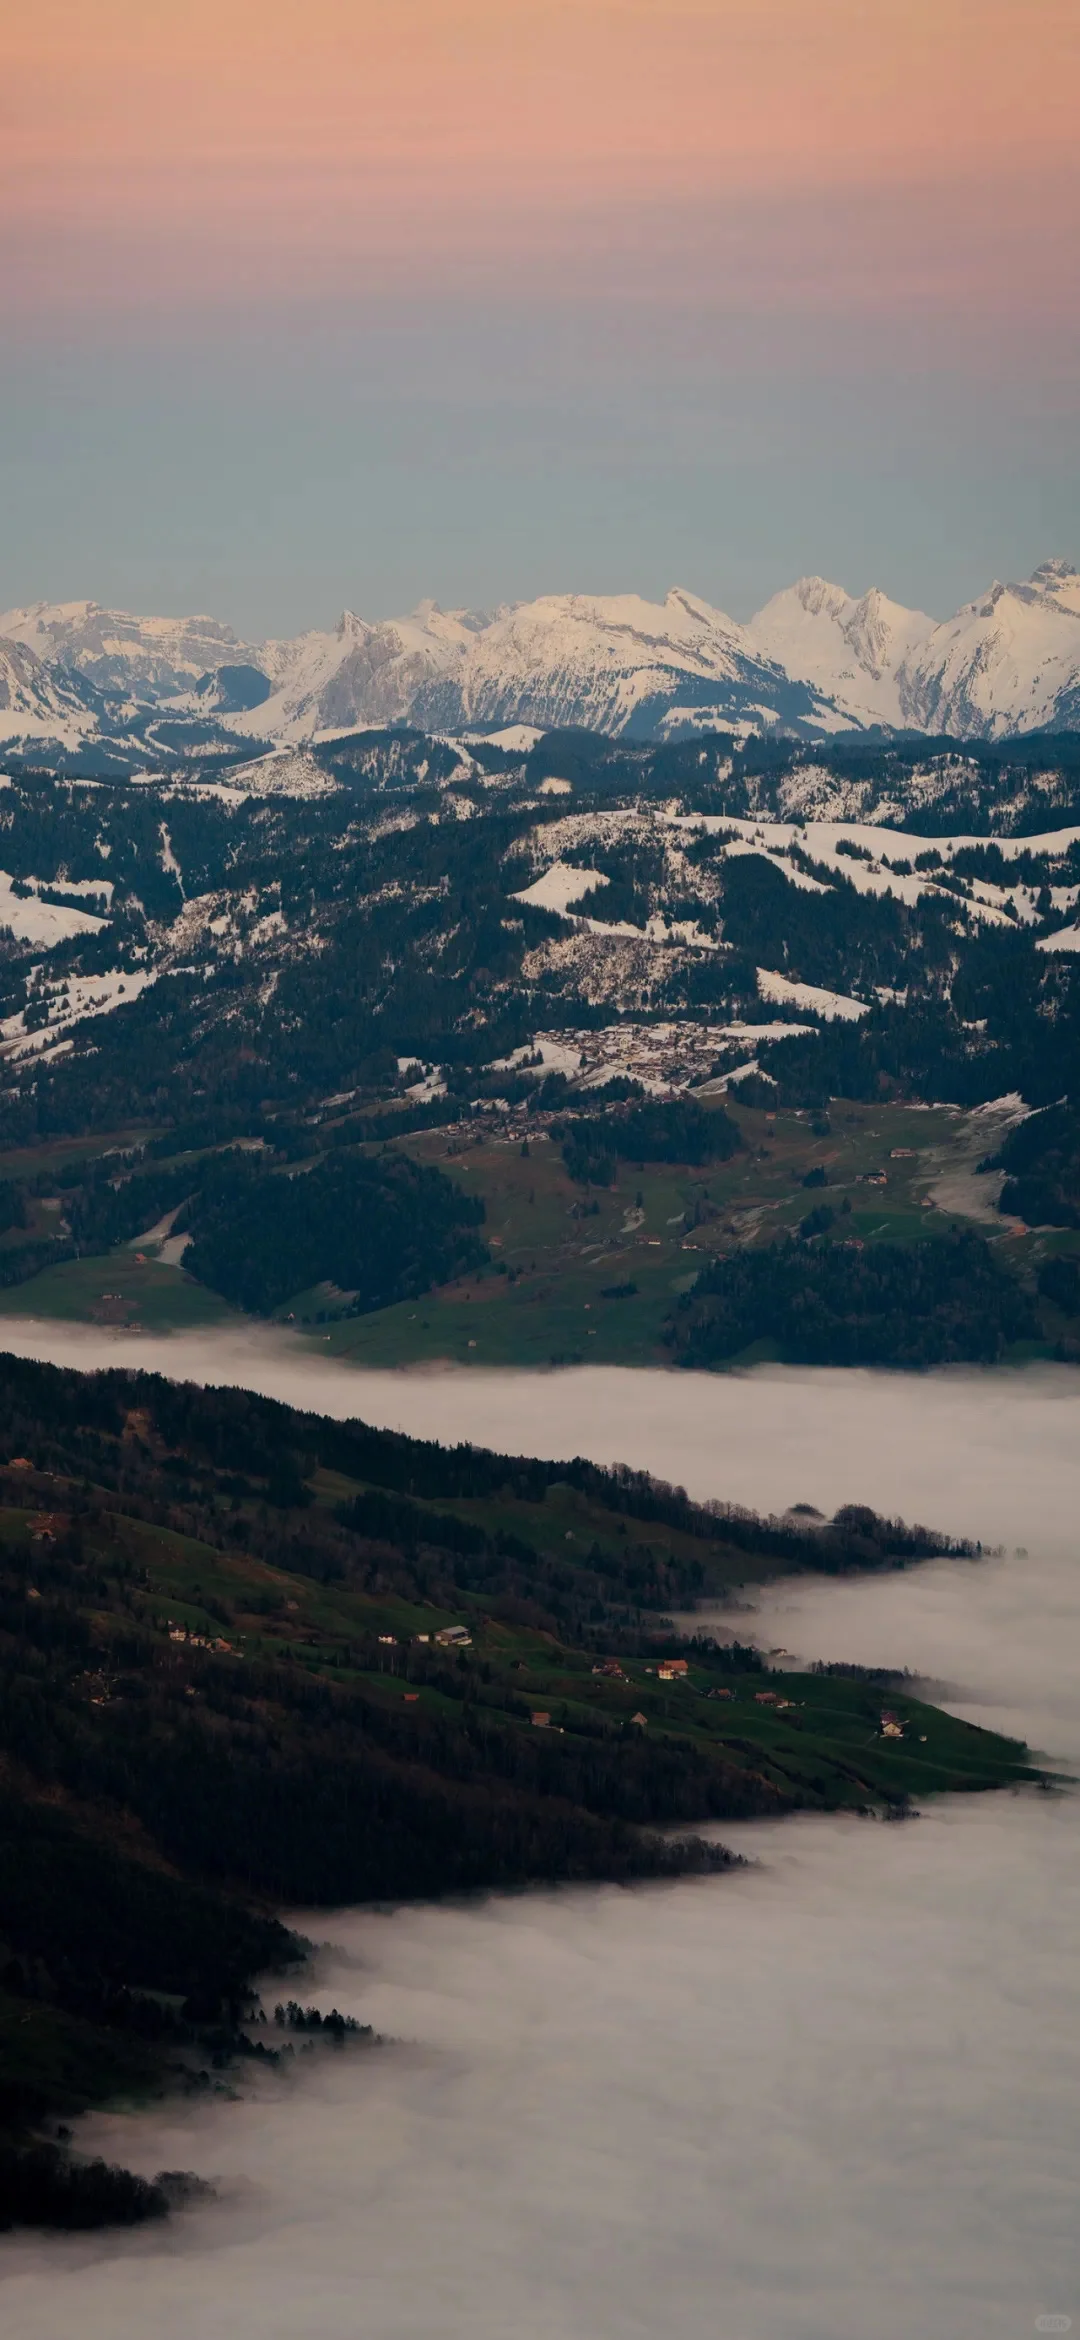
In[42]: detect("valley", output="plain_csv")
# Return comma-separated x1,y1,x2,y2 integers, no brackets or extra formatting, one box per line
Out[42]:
0,1094,1072,1369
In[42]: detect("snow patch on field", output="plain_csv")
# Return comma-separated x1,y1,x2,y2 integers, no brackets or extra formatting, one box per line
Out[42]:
719,840,832,894
467,725,547,754
0,967,157,1059
512,863,610,914
1036,923,1080,954
0,872,108,945
667,813,1037,927
756,967,870,1022
511,858,718,951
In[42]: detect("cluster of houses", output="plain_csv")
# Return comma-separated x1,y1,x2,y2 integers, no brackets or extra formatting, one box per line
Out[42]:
373,1623,474,1649
167,1622,235,1653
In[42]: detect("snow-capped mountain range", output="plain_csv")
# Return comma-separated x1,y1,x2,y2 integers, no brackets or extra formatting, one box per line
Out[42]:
1,559,1077,766
747,560,1080,736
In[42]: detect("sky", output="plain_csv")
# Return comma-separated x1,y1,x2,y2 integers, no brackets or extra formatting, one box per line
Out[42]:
2,0,1078,636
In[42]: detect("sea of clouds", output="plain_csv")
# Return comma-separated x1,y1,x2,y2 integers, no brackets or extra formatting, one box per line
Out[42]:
1,1341,1077,2339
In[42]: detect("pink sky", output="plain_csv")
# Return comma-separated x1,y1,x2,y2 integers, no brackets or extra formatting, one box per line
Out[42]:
7,0,1078,315
3,0,1076,629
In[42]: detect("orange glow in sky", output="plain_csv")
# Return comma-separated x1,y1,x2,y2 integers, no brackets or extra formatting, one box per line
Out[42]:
6,0,1078,310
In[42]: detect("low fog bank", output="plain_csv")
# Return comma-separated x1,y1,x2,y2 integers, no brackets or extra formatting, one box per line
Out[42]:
3,1791,1077,2340
698,1541,1080,1768
3,1337,1078,2338
3,1314,1080,1550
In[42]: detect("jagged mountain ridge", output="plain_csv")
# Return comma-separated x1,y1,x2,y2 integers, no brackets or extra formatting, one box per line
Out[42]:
747,559,1080,737
0,600,247,702
1,560,1077,766
0,636,119,749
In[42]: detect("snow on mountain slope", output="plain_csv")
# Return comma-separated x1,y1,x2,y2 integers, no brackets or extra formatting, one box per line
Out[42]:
756,967,871,1021
245,604,484,741
0,638,103,747
0,869,108,945
430,588,837,738
0,967,156,1062
748,560,1080,738
0,601,250,703
747,577,936,729
214,748,342,798
511,863,611,915
5,559,1079,753
897,560,1080,737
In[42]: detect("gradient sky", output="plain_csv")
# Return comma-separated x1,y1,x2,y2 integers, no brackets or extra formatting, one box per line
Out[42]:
3,0,1078,634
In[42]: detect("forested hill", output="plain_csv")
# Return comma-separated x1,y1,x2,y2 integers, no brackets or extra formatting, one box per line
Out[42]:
0,1350,1033,2226
5,740,1080,1168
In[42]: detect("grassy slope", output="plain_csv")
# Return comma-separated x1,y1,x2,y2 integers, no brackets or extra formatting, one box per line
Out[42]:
316,1097,1057,1367
1,1097,1074,1362
0,1493,1033,1824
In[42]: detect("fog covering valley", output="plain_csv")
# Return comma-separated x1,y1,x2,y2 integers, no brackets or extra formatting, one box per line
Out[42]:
1,1353,1077,2339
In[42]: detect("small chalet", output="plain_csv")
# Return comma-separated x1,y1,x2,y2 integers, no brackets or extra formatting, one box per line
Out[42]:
754,1689,779,1704
531,1711,552,1728
658,1659,689,1681
880,1711,905,1739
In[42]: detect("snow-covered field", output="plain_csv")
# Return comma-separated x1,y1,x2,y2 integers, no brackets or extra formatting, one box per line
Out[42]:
755,967,870,1022
511,862,610,915
0,871,108,946
0,967,157,1060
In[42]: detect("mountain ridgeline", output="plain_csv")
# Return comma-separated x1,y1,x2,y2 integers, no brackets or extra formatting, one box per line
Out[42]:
2,560,1080,769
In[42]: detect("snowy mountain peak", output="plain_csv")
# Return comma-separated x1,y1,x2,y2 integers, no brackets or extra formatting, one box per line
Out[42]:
2,558,1078,763
0,635,104,747
781,575,851,621
1030,556,1078,589
0,599,247,703
746,577,934,728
